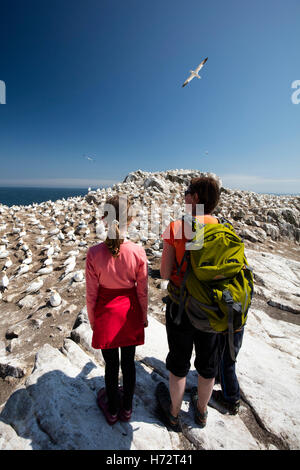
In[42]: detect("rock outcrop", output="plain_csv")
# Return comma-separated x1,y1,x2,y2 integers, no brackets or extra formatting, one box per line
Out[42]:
0,169,299,450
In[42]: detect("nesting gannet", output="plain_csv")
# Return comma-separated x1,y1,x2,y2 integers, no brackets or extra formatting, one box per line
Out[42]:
67,250,79,257
64,260,76,276
15,263,31,277
4,258,12,269
73,271,84,282
37,266,53,275
182,57,208,87
23,254,33,265
0,250,10,259
0,273,9,289
46,244,55,257
21,243,30,252
43,257,53,267
49,290,61,307
63,255,76,266
25,278,44,294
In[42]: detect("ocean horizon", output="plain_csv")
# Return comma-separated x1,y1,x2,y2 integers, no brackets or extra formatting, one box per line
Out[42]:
0,186,298,208
0,186,100,208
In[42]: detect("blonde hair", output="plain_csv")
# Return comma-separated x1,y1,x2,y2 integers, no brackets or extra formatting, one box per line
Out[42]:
104,195,133,257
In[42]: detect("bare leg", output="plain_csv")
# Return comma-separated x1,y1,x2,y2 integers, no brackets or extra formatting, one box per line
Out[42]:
169,372,186,417
197,375,215,414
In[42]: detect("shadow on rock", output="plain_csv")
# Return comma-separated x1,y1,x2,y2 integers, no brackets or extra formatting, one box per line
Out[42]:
0,362,135,450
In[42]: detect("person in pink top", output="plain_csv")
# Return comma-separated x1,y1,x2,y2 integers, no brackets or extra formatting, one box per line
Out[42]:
85,195,148,425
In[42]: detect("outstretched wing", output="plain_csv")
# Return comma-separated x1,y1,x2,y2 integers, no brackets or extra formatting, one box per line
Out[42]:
182,74,194,88
195,57,208,73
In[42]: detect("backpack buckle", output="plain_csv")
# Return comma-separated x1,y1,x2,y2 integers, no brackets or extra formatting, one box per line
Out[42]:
222,289,234,305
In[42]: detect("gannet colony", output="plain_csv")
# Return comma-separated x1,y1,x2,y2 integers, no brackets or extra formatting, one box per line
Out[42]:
0,169,299,450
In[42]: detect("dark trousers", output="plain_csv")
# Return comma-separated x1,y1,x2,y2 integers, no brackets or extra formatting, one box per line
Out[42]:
218,328,244,403
101,345,136,415
165,300,219,379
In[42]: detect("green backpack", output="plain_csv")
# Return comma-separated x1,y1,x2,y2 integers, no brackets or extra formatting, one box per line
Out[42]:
167,216,254,362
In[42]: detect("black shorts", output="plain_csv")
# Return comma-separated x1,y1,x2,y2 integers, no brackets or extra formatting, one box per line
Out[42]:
165,299,219,379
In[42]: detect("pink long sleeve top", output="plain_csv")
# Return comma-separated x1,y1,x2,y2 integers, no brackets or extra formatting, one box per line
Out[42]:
85,240,148,329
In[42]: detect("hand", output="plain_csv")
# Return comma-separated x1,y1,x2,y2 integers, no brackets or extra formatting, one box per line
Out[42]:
144,320,148,328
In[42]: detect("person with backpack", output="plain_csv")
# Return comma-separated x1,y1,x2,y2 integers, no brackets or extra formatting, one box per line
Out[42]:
85,195,148,425
156,176,221,430
156,176,253,429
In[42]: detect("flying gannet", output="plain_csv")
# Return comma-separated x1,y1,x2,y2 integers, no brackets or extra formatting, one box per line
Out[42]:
182,57,208,88
84,155,95,162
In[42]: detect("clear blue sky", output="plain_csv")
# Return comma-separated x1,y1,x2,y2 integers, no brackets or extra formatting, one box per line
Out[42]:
0,0,299,193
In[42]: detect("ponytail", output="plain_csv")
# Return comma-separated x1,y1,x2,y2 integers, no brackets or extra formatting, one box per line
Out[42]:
104,196,132,257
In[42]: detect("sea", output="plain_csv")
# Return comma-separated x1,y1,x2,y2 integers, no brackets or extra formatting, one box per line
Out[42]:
0,187,99,207
0,186,298,208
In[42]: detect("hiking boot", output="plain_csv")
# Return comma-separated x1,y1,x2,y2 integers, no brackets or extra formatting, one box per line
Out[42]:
155,382,181,432
190,387,208,428
209,390,240,415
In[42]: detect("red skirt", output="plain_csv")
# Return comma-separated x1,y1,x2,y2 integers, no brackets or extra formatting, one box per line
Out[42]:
92,286,145,349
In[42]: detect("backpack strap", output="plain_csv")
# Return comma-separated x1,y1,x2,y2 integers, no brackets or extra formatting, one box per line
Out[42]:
173,251,190,326
222,290,236,362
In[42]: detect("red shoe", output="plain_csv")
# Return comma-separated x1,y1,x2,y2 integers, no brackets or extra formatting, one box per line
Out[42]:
118,386,133,422
119,408,132,422
97,388,119,425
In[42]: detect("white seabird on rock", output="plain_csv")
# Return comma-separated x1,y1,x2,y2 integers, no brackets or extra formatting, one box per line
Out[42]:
26,278,44,294
23,255,33,265
43,257,53,267
37,266,53,275
4,258,12,269
49,290,61,307
182,57,208,87
16,263,31,276
63,256,76,266
64,260,76,276
0,273,9,289
46,245,55,257
73,271,84,282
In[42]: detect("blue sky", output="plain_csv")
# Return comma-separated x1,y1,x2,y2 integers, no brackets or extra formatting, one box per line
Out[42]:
0,0,299,193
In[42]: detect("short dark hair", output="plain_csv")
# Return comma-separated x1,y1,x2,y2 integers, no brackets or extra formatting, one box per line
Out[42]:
187,176,220,214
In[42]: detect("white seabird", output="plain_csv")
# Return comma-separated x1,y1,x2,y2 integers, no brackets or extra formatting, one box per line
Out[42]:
15,263,31,277
4,258,12,269
73,271,84,282
23,255,33,265
0,273,9,289
43,257,53,267
63,255,76,266
182,57,208,88
64,260,76,276
37,266,53,275
25,278,44,294
45,244,54,257
84,155,95,162
49,290,61,307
